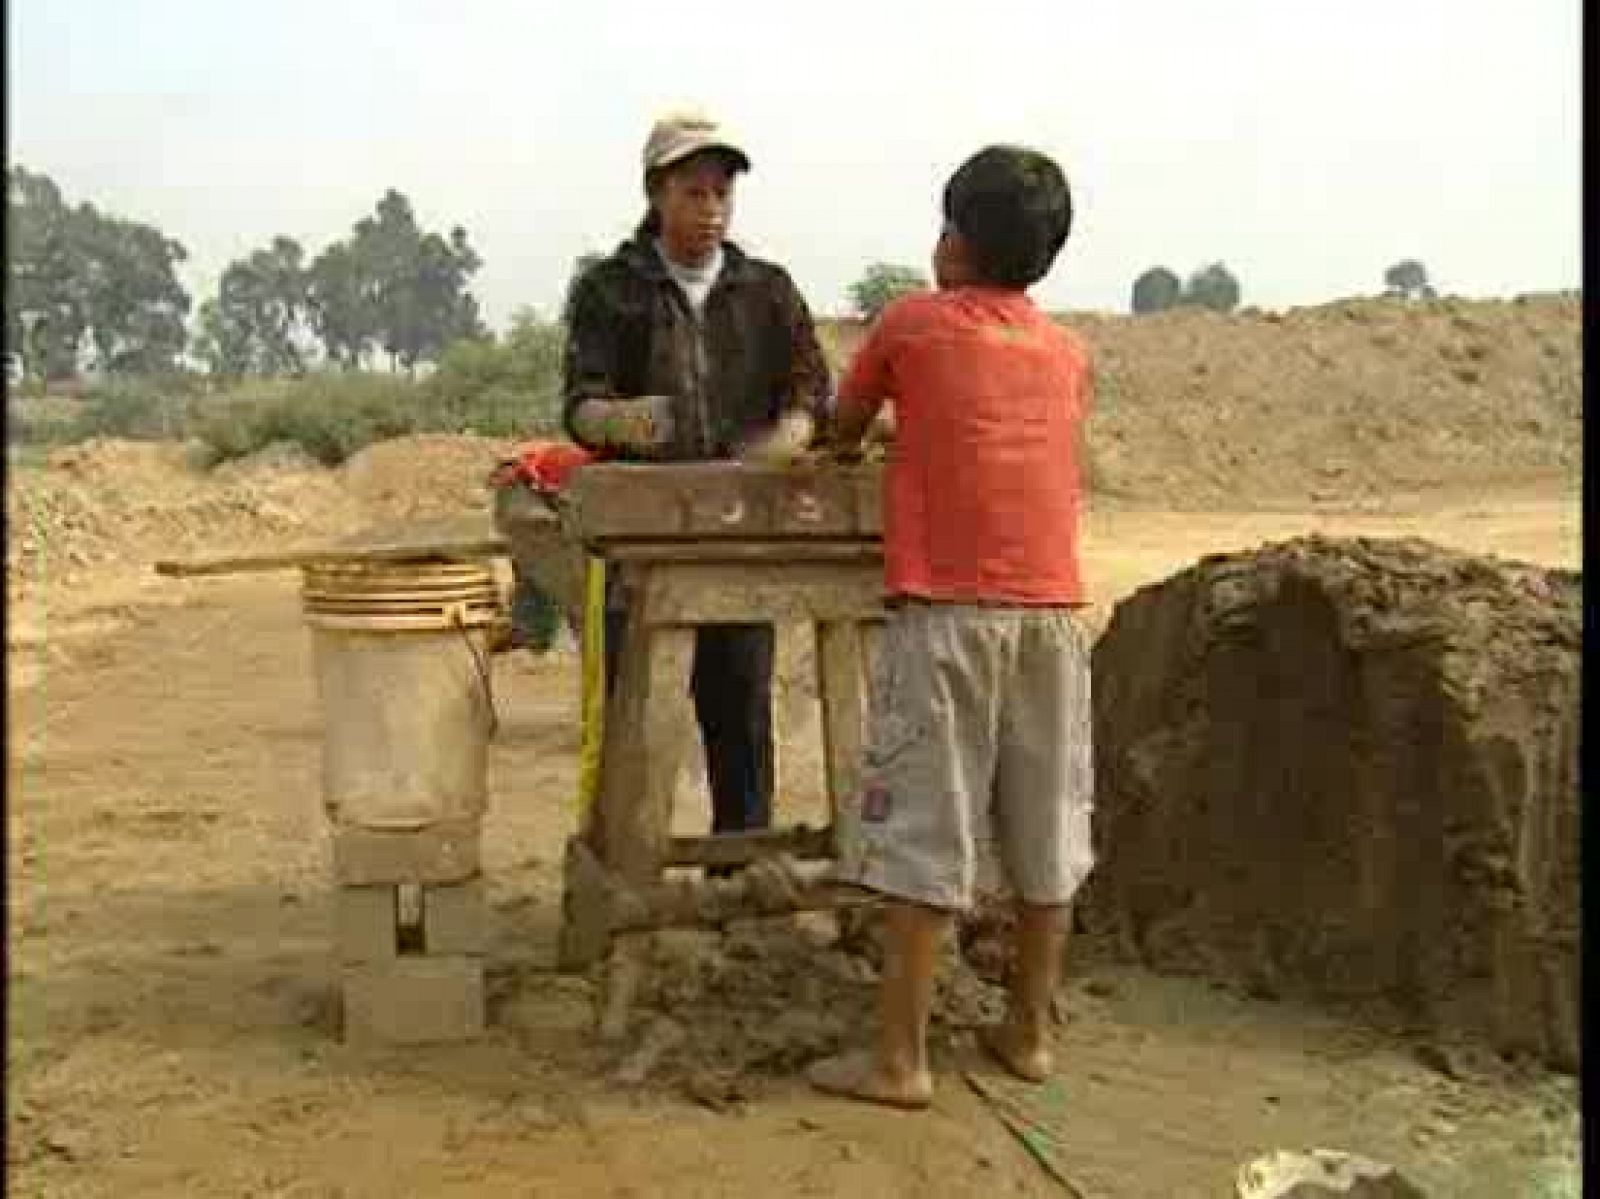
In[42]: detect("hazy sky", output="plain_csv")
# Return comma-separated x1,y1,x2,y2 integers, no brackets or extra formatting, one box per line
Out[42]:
9,0,1582,331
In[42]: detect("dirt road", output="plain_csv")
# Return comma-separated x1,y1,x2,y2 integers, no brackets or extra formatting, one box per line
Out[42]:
7,490,1580,1198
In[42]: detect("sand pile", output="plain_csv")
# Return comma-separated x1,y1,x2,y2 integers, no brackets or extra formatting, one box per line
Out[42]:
6,439,361,598
4,434,522,608
1081,535,1580,1069
339,433,517,520
824,293,1581,507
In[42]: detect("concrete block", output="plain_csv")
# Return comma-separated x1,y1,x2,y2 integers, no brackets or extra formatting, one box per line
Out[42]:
340,956,485,1046
334,885,398,963
331,817,480,886
423,878,489,956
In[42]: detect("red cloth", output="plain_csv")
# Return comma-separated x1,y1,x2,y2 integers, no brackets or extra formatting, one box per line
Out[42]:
509,440,602,494
837,288,1093,605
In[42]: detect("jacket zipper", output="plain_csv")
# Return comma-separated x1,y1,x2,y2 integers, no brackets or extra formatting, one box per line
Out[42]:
664,279,713,457
690,308,712,456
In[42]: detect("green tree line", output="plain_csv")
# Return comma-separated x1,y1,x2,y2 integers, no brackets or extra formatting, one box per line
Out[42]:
7,166,488,382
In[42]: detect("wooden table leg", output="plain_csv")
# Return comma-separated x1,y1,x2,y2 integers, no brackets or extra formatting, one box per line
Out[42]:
576,590,697,1035
815,620,868,854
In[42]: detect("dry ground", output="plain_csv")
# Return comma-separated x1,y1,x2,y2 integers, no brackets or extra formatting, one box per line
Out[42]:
6,482,1580,1199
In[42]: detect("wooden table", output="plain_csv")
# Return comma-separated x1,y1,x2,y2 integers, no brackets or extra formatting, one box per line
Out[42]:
553,462,887,1035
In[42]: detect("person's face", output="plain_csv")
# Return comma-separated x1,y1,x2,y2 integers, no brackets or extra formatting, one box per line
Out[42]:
933,220,974,289
654,152,737,265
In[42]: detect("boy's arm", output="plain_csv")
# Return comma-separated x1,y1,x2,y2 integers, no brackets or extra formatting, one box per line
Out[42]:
831,313,898,453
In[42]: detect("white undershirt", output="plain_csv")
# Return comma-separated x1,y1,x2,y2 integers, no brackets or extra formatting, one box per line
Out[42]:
656,240,723,318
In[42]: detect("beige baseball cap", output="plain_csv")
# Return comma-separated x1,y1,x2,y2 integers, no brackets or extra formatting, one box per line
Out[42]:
641,108,751,176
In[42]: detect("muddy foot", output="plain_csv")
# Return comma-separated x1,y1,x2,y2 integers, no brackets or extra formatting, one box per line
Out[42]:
807,1050,933,1111
979,1025,1054,1084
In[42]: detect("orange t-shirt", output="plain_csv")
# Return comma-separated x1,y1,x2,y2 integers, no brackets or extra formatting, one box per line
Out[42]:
837,288,1092,605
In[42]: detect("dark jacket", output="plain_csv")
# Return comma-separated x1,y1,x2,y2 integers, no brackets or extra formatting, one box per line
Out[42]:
561,225,832,460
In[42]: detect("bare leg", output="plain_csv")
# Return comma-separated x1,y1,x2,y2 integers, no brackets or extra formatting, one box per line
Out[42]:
982,902,1068,1082
808,901,950,1109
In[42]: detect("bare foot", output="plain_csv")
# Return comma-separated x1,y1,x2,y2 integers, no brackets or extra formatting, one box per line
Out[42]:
807,1050,933,1110
980,1024,1054,1083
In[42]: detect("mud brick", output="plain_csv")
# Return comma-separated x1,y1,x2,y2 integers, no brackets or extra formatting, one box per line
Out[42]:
340,956,485,1046
334,884,399,963
331,817,481,886
422,878,489,956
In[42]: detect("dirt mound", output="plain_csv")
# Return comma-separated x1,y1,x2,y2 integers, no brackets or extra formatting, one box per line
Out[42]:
4,434,518,614
825,293,1581,507
1077,295,1580,506
6,438,362,600
1081,535,1580,1069
339,433,517,520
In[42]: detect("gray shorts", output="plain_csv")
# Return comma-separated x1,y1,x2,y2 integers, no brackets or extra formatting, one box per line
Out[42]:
835,602,1095,912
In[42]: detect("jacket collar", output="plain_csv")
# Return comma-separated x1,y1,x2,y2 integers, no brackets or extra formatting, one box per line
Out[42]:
617,221,757,287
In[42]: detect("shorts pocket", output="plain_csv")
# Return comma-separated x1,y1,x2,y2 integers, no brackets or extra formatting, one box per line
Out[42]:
864,621,925,768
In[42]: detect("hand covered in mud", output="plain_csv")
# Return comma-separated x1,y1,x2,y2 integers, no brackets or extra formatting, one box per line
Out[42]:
571,396,676,455
486,459,522,490
737,410,816,467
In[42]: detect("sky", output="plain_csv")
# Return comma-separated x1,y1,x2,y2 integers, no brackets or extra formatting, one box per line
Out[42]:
7,0,1583,332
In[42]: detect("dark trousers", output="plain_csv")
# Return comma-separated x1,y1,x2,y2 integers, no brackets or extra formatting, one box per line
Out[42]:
604,610,775,834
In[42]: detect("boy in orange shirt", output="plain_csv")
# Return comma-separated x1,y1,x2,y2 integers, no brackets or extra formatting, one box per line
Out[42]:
809,146,1094,1109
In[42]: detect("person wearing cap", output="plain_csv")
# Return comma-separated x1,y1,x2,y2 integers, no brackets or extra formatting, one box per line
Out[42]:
562,109,832,845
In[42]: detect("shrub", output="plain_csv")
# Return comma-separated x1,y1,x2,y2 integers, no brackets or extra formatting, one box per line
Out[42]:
7,396,82,445
193,374,426,466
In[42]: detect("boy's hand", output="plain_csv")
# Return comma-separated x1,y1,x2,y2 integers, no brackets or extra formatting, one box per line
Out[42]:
572,396,676,455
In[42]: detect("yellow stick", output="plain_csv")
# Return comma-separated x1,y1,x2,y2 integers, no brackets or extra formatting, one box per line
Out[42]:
575,557,607,818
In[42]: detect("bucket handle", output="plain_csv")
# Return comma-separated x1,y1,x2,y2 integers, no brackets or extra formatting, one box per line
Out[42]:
449,603,500,738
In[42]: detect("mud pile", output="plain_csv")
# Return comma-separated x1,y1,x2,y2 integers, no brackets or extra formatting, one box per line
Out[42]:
605,917,1006,1103
1081,536,1580,1069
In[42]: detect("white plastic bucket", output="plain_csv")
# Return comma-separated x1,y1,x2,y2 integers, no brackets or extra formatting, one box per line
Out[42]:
303,561,500,832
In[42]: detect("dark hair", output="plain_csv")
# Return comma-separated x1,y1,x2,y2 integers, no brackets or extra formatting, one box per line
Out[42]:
942,146,1073,288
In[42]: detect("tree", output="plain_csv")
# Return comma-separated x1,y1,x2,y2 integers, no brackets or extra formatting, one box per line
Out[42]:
1383,259,1435,300
346,190,486,373
75,209,192,374
6,165,192,377
849,263,929,321
191,296,255,379
1182,262,1242,313
300,191,486,373
306,241,377,370
6,167,90,378
1131,266,1183,314
208,236,312,376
